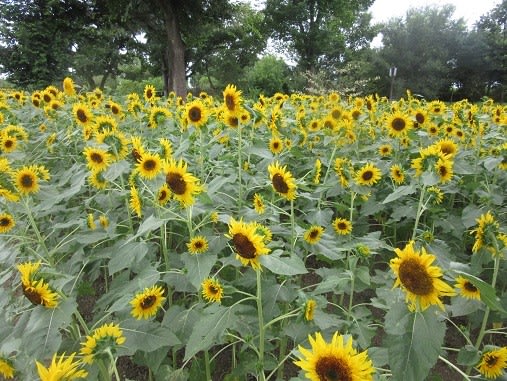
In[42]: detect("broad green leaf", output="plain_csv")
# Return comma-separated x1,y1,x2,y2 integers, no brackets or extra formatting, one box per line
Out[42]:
457,345,481,366
260,251,307,275
382,185,416,204
454,271,506,313
121,320,180,354
108,241,149,275
182,253,218,290
386,305,446,381
136,214,165,237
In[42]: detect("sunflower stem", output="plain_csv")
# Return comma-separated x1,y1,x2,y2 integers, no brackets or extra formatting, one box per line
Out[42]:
106,347,121,381
317,143,338,210
256,269,266,381
97,359,110,381
411,184,427,241
237,122,243,213
438,355,471,380
204,349,212,381
23,196,51,262
160,220,170,272
290,199,296,255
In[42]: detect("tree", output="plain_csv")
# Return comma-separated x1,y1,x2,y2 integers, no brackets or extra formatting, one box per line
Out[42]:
263,0,374,74
379,5,467,100
245,55,291,96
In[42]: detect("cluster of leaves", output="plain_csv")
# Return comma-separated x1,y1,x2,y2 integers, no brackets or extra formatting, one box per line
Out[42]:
0,80,506,380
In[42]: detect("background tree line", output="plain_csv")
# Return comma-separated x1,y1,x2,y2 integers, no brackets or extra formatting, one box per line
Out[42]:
0,0,505,101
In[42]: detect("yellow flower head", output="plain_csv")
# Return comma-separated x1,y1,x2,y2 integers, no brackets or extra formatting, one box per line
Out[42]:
80,323,126,364
201,278,224,303
0,213,15,233
0,357,15,379
130,285,166,320
268,161,297,201
304,226,325,245
355,163,381,187
163,158,203,207
187,235,209,254
36,352,87,381
477,347,507,379
226,218,270,270
304,299,317,321
455,276,481,300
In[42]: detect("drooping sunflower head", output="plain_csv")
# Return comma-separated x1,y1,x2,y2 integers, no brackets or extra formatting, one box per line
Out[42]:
187,235,209,254
36,352,87,381
129,186,142,217
226,218,270,270
22,280,59,308
455,276,481,300
0,213,15,234
163,158,202,207
304,299,317,321
354,163,381,187
390,241,455,311
304,226,325,245
130,285,166,320
268,161,297,201
201,278,224,303
62,77,77,96
471,211,501,256
294,331,375,381
80,322,126,364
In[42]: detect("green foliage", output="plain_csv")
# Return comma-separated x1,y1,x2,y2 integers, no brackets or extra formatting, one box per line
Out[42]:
245,55,291,97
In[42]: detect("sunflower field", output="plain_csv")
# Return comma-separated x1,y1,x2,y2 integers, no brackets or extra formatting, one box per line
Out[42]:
0,79,506,381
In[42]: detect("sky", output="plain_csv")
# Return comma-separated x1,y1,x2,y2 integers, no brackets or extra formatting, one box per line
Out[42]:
368,0,502,27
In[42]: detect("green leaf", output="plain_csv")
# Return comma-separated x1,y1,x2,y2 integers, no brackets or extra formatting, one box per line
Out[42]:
121,320,180,355
108,241,149,275
182,254,218,290
457,345,481,366
386,305,446,381
136,214,165,237
260,251,307,275
454,271,507,313
382,185,416,204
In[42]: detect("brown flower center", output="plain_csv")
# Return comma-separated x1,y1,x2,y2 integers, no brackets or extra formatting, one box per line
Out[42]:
166,172,187,195
337,222,348,231
415,113,425,124
309,229,319,239
232,233,256,259
272,173,289,194
146,89,153,99
391,117,406,131
315,355,352,381
398,258,433,295
140,295,156,309
143,159,157,171
76,109,88,123
485,354,498,367
361,170,373,181
188,106,202,122
90,152,104,164
4,139,14,148
225,94,235,111
21,174,34,188
158,189,168,201
463,281,478,293
0,217,10,226
22,285,43,305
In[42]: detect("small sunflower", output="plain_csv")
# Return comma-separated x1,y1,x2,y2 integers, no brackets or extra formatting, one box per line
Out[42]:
83,146,111,172
427,186,444,205
99,215,109,228
332,218,352,236
355,163,381,187
72,103,93,126
455,276,481,300
201,278,224,303
386,111,413,137
477,347,507,379
304,299,317,321
0,357,15,379
88,170,108,190
94,129,129,161
435,138,458,158
435,157,453,183
106,100,123,118
185,99,208,127
36,352,87,381
313,159,322,184
253,193,265,214
304,225,325,245
148,106,172,128
471,211,500,255
130,285,166,320
0,213,15,233
268,161,297,201
269,135,284,154
80,322,126,364
156,183,171,205
163,158,202,207
1,134,17,153
223,84,242,116
378,144,392,157
62,77,76,96
390,241,455,311
13,165,44,194
137,152,162,180
159,138,173,161
226,218,270,270
187,235,209,254
294,332,375,381
390,164,405,185
143,84,157,103
129,186,142,217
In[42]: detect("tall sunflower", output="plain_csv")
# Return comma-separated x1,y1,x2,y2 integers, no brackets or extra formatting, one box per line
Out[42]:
354,163,381,187
80,322,126,364
130,285,166,320
129,186,142,217
0,357,15,379
163,158,202,207
136,152,162,180
143,84,157,103
294,332,375,381
477,347,507,379
390,241,455,311
226,218,270,270
455,276,481,300
304,226,325,244
62,77,76,96
268,161,297,201
187,236,209,254
201,278,224,303
0,213,15,233
36,352,87,381
223,84,242,116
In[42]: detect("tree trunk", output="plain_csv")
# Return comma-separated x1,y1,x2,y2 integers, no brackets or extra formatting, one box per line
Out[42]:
157,0,186,96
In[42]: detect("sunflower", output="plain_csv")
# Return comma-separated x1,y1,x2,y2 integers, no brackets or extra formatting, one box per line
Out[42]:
226,218,270,270
477,347,507,379
413,108,428,127
378,144,392,157
294,332,375,381
304,226,325,245
83,146,111,172
201,278,224,303
429,100,446,115
471,211,500,255
390,164,405,185
36,352,87,381
72,103,93,126
435,138,458,158
427,186,444,204
390,241,455,311
355,163,381,187
94,115,118,133
88,170,108,190
313,159,322,184
99,214,109,229
94,129,129,161
130,285,166,320
253,193,265,214
1,134,17,153
148,106,172,128
455,276,481,300
137,152,162,180
0,213,15,233
386,111,413,137
80,322,126,364
107,100,123,118
13,166,41,194
87,213,96,230
62,77,76,96
185,99,208,128
223,84,242,116
159,138,173,160
143,84,157,103
156,183,171,205
435,157,453,183
304,299,317,321
332,218,352,236
269,135,284,154
129,186,142,217
22,280,59,308
163,158,202,207
308,119,321,132
0,357,15,379
268,161,297,201
187,236,209,254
